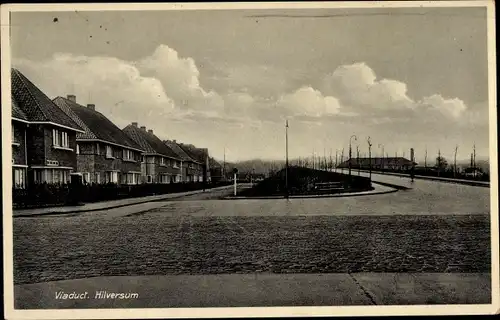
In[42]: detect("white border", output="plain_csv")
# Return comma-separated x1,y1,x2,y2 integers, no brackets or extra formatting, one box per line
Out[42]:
2,1,498,319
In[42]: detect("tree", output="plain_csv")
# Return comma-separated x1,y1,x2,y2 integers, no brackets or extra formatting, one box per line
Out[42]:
435,156,448,170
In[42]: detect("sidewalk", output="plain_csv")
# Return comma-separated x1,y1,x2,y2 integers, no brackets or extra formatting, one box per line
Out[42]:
359,170,490,187
13,185,233,218
13,273,492,309
226,182,399,200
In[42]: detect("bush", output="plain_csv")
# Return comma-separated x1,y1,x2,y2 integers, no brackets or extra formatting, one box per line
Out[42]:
13,181,232,209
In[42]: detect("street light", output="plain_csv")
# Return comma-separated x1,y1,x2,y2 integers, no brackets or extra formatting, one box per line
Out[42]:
349,135,357,178
285,120,289,199
367,137,372,180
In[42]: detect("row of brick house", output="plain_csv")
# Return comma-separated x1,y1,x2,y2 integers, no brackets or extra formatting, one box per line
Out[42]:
11,68,222,189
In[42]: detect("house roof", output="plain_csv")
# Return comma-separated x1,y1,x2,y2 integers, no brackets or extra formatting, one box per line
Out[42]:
178,143,209,164
209,157,221,168
53,96,143,151
122,125,180,159
163,140,200,163
11,68,82,131
11,98,28,121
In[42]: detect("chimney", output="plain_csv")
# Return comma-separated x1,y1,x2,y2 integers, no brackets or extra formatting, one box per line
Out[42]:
67,94,76,102
132,122,138,127
87,104,95,111
148,129,153,134
140,126,146,130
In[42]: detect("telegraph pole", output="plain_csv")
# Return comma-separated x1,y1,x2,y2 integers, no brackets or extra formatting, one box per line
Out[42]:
349,135,357,178
356,145,360,175
424,147,428,171
335,150,338,173
341,148,345,174
223,147,226,181
454,145,458,178
473,143,476,178
285,120,289,199
367,137,372,180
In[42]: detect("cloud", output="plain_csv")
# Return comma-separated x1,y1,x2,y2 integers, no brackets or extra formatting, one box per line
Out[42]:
135,45,225,113
12,46,483,161
14,53,177,128
321,62,467,120
276,86,341,118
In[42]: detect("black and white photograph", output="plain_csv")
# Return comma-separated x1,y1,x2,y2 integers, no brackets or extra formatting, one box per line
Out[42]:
2,1,498,319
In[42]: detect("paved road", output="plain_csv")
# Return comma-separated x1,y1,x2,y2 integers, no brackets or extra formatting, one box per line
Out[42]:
12,177,491,285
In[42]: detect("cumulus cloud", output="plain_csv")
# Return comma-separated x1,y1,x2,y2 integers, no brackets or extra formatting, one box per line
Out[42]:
14,53,177,128
13,46,478,161
276,86,341,118
135,45,225,113
321,62,467,120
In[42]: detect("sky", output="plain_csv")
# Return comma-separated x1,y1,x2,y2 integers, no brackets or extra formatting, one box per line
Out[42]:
9,6,492,163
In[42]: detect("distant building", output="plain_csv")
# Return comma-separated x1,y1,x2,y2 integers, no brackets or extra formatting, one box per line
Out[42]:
338,157,417,171
53,95,144,185
123,123,182,183
208,157,223,182
11,68,83,187
163,140,202,182
178,143,210,182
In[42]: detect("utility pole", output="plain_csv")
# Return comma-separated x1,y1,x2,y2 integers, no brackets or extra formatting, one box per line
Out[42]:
454,145,458,178
473,143,476,178
329,149,333,172
356,145,360,175
367,137,372,180
349,135,357,179
223,147,226,181
341,148,345,174
424,147,428,171
335,150,338,173
285,120,289,199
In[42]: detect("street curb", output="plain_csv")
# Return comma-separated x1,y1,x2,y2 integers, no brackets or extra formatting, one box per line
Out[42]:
359,170,490,188
14,185,233,218
222,182,399,200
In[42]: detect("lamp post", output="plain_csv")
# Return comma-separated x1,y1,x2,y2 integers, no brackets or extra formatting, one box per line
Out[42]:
349,135,357,178
356,145,360,176
285,120,289,199
341,148,344,174
378,143,384,171
367,137,372,180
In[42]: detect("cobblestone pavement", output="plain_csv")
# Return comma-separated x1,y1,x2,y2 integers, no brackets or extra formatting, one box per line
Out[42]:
14,213,490,285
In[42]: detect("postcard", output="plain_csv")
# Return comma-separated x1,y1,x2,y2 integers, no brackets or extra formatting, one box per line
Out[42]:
2,1,498,319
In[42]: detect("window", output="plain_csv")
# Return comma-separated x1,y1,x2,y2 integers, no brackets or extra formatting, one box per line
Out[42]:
12,126,16,143
160,174,170,184
95,172,101,184
106,145,113,158
147,175,152,183
173,161,179,168
76,144,80,155
83,172,90,184
141,156,145,163
33,169,70,184
52,129,69,148
96,143,100,155
123,149,133,161
61,132,69,147
105,171,119,183
124,173,139,185
13,168,26,189
160,157,165,166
